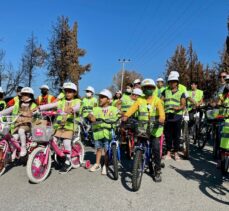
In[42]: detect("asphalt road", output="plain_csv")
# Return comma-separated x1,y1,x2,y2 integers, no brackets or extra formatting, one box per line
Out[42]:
0,144,228,211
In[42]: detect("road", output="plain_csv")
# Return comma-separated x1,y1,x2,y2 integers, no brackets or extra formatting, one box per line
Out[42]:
0,145,228,211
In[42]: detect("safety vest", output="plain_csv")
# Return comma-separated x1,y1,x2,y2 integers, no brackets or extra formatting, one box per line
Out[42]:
11,102,37,133
121,94,134,112
92,106,118,141
0,100,6,111
81,97,97,118
37,95,53,105
55,99,81,131
157,87,165,98
137,97,163,138
220,97,229,150
164,89,184,115
187,89,203,111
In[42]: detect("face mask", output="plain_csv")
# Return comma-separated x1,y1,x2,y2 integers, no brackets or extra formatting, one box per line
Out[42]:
126,88,132,93
86,92,92,97
41,90,48,95
143,89,153,96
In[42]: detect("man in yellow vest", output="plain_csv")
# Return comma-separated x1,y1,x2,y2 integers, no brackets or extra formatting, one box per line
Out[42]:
36,85,56,106
123,79,165,182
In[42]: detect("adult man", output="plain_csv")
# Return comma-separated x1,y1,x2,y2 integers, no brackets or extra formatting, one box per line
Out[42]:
36,85,56,106
7,86,23,107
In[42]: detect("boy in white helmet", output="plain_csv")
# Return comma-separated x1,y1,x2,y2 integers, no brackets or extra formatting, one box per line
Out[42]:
156,78,165,98
123,79,165,182
81,86,98,118
0,87,6,111
88,89,120,175
0,87,37,157
38,82,81,173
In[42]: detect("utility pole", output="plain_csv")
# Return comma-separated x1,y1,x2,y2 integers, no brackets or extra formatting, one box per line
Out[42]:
118,58,131,92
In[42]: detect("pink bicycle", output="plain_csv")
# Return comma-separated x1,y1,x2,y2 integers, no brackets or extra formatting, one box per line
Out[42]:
0,115,33,176
26,111,90,184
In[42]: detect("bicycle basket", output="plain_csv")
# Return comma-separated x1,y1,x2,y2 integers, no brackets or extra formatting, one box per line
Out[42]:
32,125,54,142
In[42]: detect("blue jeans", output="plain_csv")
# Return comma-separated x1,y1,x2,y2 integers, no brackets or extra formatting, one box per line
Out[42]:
94,139,109,151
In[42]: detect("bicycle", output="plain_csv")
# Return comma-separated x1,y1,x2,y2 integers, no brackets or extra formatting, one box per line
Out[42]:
0,115,33,176
26,111,89,183
132,123,163,192
93,118,121,180
180,110,190,159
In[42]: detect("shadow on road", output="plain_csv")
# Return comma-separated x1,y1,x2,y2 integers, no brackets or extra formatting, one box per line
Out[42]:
170,145,229,205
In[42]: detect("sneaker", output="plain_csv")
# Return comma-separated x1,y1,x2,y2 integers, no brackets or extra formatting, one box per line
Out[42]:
20,147,27,157
101,165,107,175
59,162,72,174
89,164,101,172
174,154,181,161
154,171,162,182
163,155,172,160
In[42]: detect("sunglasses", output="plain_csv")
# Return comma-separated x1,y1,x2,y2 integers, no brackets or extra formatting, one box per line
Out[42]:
219,75,226,79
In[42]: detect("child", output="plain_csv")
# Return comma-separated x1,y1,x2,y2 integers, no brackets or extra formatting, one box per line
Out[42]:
39,82,81,173
0,87,37,157
88,89,119,175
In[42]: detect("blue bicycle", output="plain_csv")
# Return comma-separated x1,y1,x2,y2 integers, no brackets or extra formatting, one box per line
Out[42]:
96,118,121,180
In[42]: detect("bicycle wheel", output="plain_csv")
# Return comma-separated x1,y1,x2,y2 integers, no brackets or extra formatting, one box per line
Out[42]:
183,121,190,159
111,144,119,180
132,149,144,192
26,146,51,184
0,144,6,176
221,155,229,175
197,122,209,149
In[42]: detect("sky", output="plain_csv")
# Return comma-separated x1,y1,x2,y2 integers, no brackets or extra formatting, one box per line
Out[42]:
0,0,228,97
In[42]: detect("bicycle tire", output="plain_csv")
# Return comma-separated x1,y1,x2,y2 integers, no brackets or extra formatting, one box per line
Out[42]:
111,144,119,180
183,122,190,159
197,122,208,149
0,145,6,176
132,149,143,192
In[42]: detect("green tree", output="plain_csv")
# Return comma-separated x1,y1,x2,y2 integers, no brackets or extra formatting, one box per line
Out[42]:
47,16,90,94
22,33,46,87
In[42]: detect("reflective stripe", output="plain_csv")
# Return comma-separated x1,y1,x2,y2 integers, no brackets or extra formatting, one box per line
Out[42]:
164,98,180,103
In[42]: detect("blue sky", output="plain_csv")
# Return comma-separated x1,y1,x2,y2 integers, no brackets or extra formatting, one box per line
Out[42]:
0,0,228,97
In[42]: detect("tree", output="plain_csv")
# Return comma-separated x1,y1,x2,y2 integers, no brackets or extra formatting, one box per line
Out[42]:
109,70,143,94
21,33,46,87
0,49,7,87
47,16,91,94
226,17,229,54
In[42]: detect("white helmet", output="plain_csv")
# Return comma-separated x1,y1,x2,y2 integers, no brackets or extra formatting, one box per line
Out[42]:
85,86,95,94
168,74,179,82
63,82,77,91
169,71,179,78
21,87,34,95
40,85,49,90
132,88,143,96
133,79,141,84
141,79,156,87
156,78,164,82
0,87,4,93
98,89,112,99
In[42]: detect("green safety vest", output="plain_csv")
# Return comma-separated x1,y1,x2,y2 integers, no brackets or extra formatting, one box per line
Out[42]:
137,97,163,138
0,100,6,111
157,87,165,98
220,97,229,150
92,106,118,141
187,89,203,111
121,94,134,112
81,97,97,118
11,102,37,133
55,99,81,131
164,89,184,115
